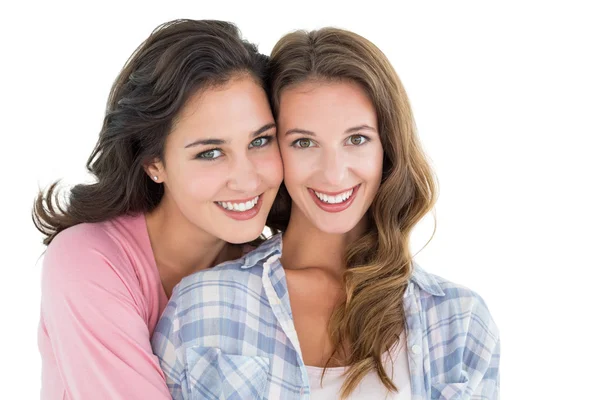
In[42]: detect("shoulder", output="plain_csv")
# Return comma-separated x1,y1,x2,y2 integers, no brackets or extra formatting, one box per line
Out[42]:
44,220,119,275
177,233,281,288
412,265,499,340
42,216,144,300
410,265,500,390
168,235,282,310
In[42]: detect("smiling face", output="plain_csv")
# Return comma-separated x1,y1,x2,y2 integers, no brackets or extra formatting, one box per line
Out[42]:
277,80,384,235
148,75,283,243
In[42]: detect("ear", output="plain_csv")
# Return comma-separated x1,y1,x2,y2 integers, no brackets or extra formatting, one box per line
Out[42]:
144,158,165,183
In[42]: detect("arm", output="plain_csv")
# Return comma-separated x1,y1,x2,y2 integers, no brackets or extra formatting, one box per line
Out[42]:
40,232,171,399
151,291,187,399
465,295,501,400
470,338,500,400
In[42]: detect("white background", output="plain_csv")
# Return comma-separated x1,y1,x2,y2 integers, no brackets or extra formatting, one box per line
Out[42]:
1,1,598,398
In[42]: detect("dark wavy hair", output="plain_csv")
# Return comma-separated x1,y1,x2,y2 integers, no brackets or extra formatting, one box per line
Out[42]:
33,19,269,245
267,28,437,398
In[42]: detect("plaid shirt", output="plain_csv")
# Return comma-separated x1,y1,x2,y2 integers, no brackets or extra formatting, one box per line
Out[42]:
152,233,500,399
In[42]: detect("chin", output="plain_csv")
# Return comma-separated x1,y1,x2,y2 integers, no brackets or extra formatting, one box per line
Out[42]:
220,225,264,244
314,220,357,235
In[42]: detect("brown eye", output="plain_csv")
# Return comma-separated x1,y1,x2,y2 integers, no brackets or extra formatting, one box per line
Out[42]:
347,135,367,146
294,138,313,148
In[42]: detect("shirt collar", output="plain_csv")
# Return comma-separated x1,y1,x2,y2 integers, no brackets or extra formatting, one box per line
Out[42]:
241,233,283,269
240,232,445,296
410,263,446,296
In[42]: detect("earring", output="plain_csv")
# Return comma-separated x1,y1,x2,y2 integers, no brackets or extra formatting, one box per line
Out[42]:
153,176,159,181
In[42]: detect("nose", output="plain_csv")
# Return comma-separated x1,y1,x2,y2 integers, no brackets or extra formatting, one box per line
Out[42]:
227,154,260,193
321,149,347,186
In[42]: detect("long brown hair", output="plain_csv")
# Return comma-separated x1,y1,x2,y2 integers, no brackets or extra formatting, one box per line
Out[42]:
268,28,437,397
33,19,269,245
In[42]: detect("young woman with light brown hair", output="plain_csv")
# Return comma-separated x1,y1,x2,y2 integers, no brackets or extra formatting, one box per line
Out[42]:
152,27,500,399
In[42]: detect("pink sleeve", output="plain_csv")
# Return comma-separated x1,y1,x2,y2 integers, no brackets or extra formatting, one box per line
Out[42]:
40,229,171,400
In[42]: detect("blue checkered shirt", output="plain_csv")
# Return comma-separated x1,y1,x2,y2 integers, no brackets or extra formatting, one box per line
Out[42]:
152,233,500,399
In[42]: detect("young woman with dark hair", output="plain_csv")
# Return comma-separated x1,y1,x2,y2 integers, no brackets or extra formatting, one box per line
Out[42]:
34,19,282,399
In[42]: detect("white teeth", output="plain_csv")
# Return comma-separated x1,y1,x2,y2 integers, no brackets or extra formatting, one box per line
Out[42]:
217,196,259,212
314,188,354,204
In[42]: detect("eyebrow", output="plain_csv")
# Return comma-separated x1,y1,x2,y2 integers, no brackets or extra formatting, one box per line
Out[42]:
285,124,377,136
184,138,225,148
345,124,377,134
284,128,315,137
252,123,277,138
184,123,276,148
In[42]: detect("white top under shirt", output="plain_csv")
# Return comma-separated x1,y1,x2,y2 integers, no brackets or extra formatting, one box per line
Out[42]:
306,334,411,399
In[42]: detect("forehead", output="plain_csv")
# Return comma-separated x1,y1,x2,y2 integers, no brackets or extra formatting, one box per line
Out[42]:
171,76,272,138
278,80,377,129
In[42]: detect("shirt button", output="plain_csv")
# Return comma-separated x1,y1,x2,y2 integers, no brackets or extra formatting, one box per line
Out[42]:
411,344,422,355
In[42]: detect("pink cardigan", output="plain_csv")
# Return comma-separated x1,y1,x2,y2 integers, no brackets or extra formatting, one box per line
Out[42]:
38,214,171,399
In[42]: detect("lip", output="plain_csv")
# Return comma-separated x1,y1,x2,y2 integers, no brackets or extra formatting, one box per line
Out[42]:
308,184,360,213
214,194,263,221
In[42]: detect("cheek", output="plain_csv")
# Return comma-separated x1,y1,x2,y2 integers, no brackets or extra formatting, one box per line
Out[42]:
255,146,284,185
174,162,226,201
283,166,300,188
280,149,308,188
346,145,384,192
362,159,383,181
362,146,384,187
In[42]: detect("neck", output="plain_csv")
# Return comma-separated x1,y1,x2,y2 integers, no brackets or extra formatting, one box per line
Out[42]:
145,195,235,297
280,206,367,280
